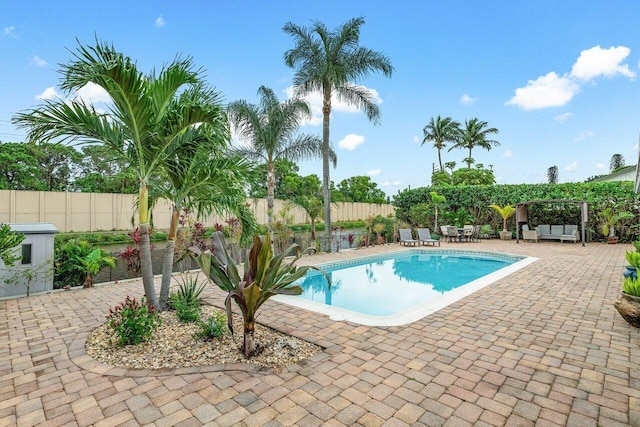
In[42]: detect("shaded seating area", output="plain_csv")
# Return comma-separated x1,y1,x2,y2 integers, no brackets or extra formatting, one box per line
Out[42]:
398,228,419,246
417,228,440,246
515,199,587,246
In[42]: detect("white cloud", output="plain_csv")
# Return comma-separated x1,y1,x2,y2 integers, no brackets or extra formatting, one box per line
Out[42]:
502,150,513,158
4,26,16,38
570,45,635,81
506,72,579,110
595,163,606,170
367,169,381,176
35,87,62,100
155,16,165,27
412,135,420,144
460,94,478,105
31,56,47,67
338,133,365,151
574,130,594,142
564,161,579,172
285,85,383,127
507,45,635,111
73,82,111,105
555,112,573,123
381,180,403,187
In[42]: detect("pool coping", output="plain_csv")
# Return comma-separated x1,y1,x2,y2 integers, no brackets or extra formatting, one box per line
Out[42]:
273,248,538,327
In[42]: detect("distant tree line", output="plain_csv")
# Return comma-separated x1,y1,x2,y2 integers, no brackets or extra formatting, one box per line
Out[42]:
0,142,387,204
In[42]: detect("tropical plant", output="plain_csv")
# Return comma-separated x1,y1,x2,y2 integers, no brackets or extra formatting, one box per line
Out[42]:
228,86,329,228
107,296,161,346
156,130,258,310
489,204,515,232
625,251,640,268
169,272,206,323
441,208,475,228
55,239,113,288
600,207,634,238
283,17,394,251
75,248,116,288
13,39,224,310
271,206,295,255
449,118,499,169
622,277,640,297
422,116,461,172
0,223,24,267
194,233,329,358
292,195,324,240
430,191,446,231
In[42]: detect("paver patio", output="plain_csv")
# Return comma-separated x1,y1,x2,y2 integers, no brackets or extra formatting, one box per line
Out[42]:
2,239,640,426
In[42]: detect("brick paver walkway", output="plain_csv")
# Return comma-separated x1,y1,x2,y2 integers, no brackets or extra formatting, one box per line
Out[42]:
2,240,639,426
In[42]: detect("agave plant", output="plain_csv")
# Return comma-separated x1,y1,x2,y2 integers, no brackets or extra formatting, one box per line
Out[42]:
194,232,329,358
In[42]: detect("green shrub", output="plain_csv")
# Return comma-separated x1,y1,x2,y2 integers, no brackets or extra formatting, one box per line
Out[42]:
107,296,161,345
633,241,640,252
196,311,228,339
169,274,206,323
623,277,640,297
625,251,640,268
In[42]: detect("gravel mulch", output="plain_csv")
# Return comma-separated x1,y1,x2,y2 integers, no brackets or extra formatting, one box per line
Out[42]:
85,305,321,370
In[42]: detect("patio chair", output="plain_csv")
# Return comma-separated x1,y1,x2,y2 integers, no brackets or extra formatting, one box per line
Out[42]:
522,224,539,242
462,225,474,242
472,225,481,242
417,228,440,246
447,226,461,243
399,228,419,246
440,225,450,241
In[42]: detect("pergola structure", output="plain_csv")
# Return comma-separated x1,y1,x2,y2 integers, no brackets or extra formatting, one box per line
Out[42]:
515,199,588,247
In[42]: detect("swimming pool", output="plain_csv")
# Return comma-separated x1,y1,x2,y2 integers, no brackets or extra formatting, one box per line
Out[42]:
273,249,537,326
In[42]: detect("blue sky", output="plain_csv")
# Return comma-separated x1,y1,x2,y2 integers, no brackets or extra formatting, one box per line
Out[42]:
2,1,640,197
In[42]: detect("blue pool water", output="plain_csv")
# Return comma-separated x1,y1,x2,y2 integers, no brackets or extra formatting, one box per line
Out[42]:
294,250,523,316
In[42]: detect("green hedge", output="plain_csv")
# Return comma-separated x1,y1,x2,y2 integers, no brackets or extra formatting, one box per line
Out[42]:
393,182,640,242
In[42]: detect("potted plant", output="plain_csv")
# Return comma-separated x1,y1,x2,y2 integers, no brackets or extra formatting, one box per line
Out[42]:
624,251,640,279
489,204,515,240
600,207,634,244
615,276,640,328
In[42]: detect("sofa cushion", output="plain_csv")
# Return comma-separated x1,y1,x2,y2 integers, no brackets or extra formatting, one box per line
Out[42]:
551,225,563,236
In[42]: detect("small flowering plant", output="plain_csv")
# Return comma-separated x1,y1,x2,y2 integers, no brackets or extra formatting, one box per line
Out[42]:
107,296,161,346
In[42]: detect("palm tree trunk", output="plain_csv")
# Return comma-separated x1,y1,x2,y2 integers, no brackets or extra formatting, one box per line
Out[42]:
266,161,275,230
322,84,332,252
468,147,473,168
159,205,179,310
437,147,443,172
243,320,256,358
139,185,159,310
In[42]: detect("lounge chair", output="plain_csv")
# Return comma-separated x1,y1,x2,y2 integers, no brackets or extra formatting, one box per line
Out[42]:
399,228,419,246
417,228,440,246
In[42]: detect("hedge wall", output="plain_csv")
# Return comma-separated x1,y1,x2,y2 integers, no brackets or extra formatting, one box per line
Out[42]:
393,182,640,242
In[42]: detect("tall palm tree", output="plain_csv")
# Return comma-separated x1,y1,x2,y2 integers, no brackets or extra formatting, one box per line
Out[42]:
422,116,461,172
449,118,499,169
13,40,226,310
228,85,333,228
283,17,393,251
156,130,258,309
